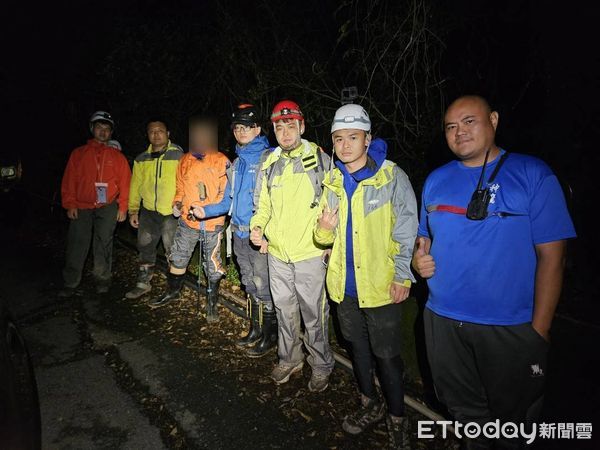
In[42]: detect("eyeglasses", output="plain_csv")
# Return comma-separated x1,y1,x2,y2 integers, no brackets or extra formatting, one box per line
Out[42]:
232,124,257,133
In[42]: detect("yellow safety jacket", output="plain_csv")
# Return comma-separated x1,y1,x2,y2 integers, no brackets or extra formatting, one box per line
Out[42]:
250,139,330,263
314,160,418,307
128,141,183,216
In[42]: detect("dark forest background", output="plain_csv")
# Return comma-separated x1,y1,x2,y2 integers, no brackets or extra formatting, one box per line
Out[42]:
2,0,598,298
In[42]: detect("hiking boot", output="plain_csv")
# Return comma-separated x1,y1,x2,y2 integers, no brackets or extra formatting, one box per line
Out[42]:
58,286,76,298
236,297,262,348
246,306,277,358
149,273,184,309
125,264,154,299
308,370,331,393
386,414,411,450
342,395,386,435
270,361,304,385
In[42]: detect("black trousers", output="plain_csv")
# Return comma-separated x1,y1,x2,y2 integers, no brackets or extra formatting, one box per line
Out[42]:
337,295,405,416
424,308,548,443
63,202,118,288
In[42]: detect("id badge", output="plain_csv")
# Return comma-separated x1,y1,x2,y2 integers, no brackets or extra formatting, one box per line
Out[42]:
95,182,108,204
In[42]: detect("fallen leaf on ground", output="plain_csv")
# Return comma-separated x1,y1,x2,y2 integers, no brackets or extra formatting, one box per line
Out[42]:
291,408,313,422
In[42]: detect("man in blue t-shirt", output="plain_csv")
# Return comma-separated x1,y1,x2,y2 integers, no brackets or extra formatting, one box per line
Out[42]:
412,95,576,448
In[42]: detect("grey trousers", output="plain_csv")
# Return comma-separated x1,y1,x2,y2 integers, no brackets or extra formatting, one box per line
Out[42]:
63,202,118,288
232,234,272,305
268,254,334,373
137,207,178,265
170,219,225,282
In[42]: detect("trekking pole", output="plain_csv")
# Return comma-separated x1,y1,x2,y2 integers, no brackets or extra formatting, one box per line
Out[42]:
202,227,212,316
197,231,202,316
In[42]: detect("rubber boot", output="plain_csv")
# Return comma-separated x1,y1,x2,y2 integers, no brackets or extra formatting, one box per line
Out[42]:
206,279,221,323
236,297,262,348
126,264,155,299
149,272,184,309
246,306,277,358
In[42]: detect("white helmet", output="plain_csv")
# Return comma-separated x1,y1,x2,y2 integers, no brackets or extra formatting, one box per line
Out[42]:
330,104,371,134
89,111,114,132
107,139,122,151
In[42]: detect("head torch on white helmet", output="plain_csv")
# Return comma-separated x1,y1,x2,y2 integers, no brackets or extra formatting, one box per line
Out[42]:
330,104,371,134
89,111,115,132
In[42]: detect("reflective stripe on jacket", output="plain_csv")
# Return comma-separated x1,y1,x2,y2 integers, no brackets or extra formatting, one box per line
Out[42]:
128,141,183,216
314,160,418,307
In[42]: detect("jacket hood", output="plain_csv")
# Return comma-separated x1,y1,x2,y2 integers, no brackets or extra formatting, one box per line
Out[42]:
366,137,387,169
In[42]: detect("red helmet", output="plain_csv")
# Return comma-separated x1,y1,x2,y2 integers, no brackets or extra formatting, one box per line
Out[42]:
270,100,304,123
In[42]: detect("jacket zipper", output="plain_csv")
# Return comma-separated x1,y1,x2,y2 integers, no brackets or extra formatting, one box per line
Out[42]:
154,157,159,211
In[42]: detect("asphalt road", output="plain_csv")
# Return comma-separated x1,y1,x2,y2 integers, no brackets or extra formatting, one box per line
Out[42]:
0,221,333,449
1,225,165,449
1,213,404,449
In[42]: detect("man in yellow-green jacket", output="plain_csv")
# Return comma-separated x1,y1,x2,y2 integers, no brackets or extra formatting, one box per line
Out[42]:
314,104,418,449
250,100,334,392
126,118,183,299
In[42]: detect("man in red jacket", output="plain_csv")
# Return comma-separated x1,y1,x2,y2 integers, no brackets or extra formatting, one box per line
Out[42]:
59,111,131,296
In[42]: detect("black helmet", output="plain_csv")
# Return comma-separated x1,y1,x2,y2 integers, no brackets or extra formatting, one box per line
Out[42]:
231,104,259,127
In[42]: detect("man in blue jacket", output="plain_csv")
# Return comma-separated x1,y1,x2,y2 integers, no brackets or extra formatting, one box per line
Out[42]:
228,104,276,357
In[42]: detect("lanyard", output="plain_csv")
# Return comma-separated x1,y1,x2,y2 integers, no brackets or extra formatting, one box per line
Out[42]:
96,149,107,183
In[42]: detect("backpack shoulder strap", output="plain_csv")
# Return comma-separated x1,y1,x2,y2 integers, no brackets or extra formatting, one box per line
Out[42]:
253,148,277,208
304,146,328,208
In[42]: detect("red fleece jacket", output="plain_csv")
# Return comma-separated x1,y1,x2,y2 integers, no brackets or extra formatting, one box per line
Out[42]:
61,139,131,212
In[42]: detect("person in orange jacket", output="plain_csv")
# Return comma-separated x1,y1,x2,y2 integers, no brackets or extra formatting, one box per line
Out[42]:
149,118,231,322
59,111,131,296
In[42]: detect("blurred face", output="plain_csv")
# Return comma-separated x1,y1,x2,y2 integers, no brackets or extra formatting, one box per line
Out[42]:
332,129,370,170
189,122,218,154
147,122,169,150
274,119,304,151
444,97,498,166
92,122,113,143
232,123,261,146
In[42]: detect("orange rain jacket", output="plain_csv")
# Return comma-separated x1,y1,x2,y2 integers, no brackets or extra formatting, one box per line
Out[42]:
61,139,131,213
173,151,230,231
